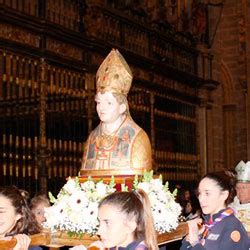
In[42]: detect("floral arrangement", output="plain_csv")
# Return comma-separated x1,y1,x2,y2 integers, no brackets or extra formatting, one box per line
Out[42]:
44,171,182,235
44,177,116,235
133,171,182,233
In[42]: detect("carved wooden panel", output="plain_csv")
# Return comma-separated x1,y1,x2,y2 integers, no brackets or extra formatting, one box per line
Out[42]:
0,0,39,16
46,38,82,61
0,23,40,47
46,0,78,31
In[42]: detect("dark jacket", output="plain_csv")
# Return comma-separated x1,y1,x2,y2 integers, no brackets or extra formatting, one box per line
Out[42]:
29,246,49,250
110,240,148,250
180,208,250,250
28,247,42,250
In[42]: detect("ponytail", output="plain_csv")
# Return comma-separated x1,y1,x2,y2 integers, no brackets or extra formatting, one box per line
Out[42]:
135,189,158,250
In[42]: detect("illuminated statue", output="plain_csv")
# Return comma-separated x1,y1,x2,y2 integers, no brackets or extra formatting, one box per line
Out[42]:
81,49,152,174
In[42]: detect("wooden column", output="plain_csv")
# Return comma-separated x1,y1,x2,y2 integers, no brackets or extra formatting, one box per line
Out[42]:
197,101,208,177
37,58,49,193
85,73,95,134
150,92,155,171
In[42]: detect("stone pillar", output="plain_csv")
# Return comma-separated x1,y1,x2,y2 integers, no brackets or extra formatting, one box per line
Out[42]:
223,104,237,168
196,42,219,175
239,0,250,159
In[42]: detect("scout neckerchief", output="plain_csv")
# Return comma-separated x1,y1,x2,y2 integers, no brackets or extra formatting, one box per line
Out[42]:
201,207,234,244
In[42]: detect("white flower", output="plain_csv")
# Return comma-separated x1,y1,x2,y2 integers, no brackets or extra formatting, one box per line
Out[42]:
96,182,108,197
43,202,67,229
63,178,79,194
148,192,158,206
81,180,95,191
68,210,82,224
68,190,88,212
137,182,150,193
150,178,163,190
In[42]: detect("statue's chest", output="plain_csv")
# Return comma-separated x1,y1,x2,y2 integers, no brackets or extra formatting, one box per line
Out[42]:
86,121,140,168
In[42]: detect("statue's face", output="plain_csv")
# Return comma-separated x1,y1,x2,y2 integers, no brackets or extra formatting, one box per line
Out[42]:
95,91,125,124
236,182,250,204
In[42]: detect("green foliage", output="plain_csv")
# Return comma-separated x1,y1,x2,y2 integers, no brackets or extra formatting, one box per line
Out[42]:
109,176,115,188
164,181,169,191
159,174,163,182
48,192,57,204
121,184,128,191
142,170,154,182
172,188,178,198
133,174,139,189
67,231,84,239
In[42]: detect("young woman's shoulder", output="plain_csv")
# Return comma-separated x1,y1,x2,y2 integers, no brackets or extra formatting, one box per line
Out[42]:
225,213,246,228
219,213,247,234
135,241,148,250
221,214,249,248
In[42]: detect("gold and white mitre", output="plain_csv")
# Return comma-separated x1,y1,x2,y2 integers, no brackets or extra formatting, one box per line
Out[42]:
96,48,132,96
235,160,250,182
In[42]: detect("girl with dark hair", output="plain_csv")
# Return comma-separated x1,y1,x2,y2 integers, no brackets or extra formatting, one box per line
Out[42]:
90,189,158,250
181,170,249,250
29,194,50,250
0,186,40,250
30,194,50,226
181,195,201,221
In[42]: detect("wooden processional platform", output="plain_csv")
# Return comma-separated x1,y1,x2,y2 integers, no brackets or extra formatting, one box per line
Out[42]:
0,170,188,249
0,222,188,249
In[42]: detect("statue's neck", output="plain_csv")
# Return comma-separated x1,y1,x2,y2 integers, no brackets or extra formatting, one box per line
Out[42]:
101,115,126,135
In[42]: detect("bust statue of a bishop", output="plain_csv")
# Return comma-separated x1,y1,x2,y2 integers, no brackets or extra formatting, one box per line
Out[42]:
81,49,152,175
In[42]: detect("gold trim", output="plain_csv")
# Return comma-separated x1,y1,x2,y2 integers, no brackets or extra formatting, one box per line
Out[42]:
80,169,145,177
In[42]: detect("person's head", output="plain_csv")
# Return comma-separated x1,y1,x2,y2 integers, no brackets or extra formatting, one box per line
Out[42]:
95,49,132,124
185,201,192,214
236,182,250,204
30,194,50,225
235,160,250,204
97,189,158,250
184,190,191,201
180,200,191,216
95,91,127,124
0,186,40,237
198,170,236,215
